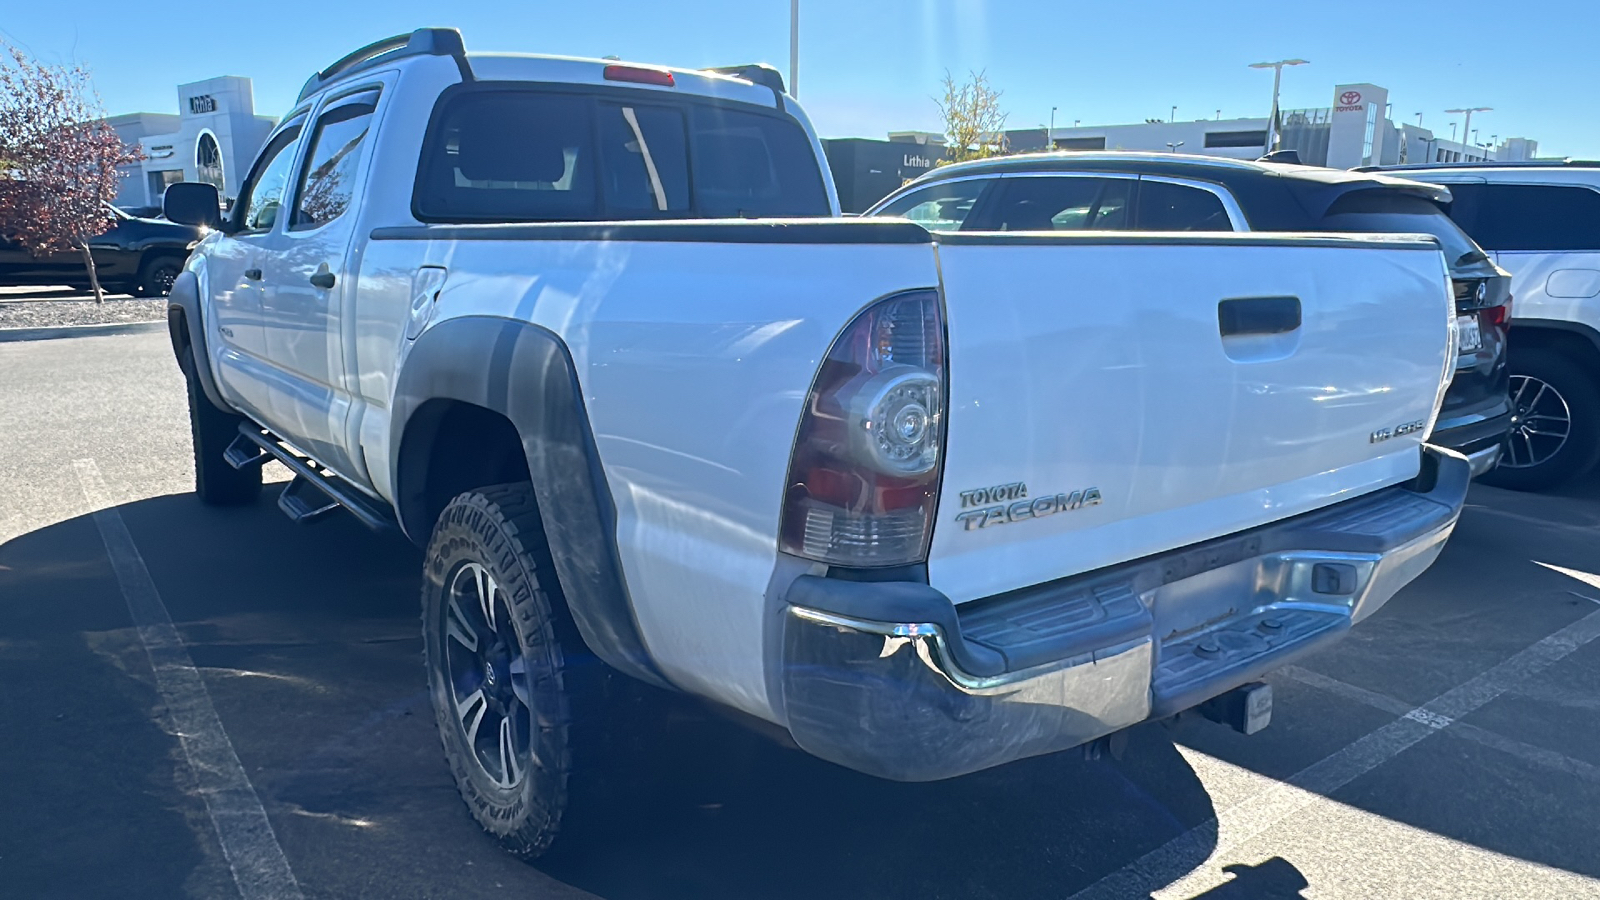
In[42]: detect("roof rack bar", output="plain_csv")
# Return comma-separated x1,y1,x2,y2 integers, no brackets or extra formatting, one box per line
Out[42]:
1356,159,1600,171
297,28,471,103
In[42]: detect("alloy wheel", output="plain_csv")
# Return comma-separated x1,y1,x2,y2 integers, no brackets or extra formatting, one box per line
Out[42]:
442,561,532,789
1502,374,1571,469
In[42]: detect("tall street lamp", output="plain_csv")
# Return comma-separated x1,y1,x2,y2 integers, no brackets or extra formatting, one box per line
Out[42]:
1249,58,1309,152
1170,105,1177,123
1446,106,1492,157
1166,141,1184,153
1050,106,1057,150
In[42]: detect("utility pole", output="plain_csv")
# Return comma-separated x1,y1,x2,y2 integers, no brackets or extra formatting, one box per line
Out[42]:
1249,59,1309,153
789,0,799,98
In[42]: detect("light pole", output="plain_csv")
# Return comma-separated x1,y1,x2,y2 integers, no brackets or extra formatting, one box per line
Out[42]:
1170,105,1177,123
1446,107,1491,158
1049,106,1057,150
1249,59,1309,153
1166,141,1184,154
789,0,799,98
1415,112,1423,127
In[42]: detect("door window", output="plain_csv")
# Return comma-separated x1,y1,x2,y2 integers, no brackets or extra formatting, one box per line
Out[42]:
983,176,1133,230
292,90,380,229
1136,180,1234,231
236,123,305,234
1445,183,1600,251
874,180,990,231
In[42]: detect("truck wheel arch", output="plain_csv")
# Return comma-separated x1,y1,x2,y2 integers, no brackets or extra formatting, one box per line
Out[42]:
166,269,231,409
390,316,670,689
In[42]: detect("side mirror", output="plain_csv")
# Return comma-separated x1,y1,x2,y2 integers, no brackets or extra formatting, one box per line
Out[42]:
164,183,224,231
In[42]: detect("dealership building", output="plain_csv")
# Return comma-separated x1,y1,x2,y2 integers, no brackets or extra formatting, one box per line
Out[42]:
105,76,277,213
827,81,1543,213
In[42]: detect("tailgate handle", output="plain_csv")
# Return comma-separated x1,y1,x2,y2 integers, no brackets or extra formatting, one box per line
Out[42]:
1219,296,1301,337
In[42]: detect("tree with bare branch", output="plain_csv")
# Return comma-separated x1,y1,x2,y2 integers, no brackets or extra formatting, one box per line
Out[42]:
935,69,1009,164
0,43,143,303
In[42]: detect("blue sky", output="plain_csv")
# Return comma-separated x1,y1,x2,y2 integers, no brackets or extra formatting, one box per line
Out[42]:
3,0,1595,156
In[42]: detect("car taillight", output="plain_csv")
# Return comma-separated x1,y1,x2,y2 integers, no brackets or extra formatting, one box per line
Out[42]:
1484,295,1513,330
779,290,946,567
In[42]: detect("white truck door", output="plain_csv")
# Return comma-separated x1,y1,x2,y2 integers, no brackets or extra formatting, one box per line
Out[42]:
205,119,308,420
253,84,388,484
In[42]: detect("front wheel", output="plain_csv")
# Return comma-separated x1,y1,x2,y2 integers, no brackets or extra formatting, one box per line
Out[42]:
423,484,596,860
1480,349,1600,491
183,354,262,505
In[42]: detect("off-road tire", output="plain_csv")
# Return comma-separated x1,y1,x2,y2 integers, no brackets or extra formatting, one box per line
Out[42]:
423,483,614,860
1481,349,1600,491
183,353,262,505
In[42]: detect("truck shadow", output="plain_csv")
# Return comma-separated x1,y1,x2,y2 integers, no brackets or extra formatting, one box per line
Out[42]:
6,477,1598,899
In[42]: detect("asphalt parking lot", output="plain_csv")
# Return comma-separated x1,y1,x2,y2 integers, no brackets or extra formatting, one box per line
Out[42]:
3,330,1599,900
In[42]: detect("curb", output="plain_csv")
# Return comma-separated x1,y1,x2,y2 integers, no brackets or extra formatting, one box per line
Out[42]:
0,320,167,344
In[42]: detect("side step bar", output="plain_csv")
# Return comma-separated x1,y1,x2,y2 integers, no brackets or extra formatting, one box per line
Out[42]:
224,425,397,532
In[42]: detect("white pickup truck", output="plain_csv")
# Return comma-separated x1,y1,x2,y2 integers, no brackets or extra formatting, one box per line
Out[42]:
163,29,1470,858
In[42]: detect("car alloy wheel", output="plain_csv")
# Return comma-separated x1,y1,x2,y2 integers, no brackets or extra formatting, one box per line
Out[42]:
1501,374,1571,470
442,561,532,790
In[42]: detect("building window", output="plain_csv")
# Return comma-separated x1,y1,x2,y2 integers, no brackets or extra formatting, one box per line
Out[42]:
196,132,225,194
1055,136,1106,151
147,169,184,199
1360,103,1378,165
1203,130,1268,148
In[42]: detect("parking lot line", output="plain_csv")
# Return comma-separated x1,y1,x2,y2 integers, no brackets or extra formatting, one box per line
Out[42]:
74,459,304,900
1282,665,1600,786
1069,608,1600,900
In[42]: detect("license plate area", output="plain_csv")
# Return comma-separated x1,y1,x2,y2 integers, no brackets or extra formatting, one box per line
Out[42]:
1456,314,1482,353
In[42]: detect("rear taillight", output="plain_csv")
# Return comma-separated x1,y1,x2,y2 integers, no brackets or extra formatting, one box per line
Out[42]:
779,290,946,567
1484,295,1513,330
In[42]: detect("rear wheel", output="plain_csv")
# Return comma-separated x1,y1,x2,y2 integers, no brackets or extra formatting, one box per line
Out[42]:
137,255,183,297
183,354,262,505
1481,349,1600,491
423,484,605,859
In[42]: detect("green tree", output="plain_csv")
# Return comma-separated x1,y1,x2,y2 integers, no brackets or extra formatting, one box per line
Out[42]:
935,69,1009,164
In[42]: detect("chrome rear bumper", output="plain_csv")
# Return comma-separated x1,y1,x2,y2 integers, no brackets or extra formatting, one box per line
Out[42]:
778,448,1470,782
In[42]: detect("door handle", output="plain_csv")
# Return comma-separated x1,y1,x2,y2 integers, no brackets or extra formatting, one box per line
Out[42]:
309,263,336,290
1218,296,1301,337
244,268,262,280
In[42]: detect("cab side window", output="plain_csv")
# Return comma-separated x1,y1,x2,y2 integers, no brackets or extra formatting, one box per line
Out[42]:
292,91,380,229
1136,180,1234,231
876,180,991,231
982,177,1133,231
236,122,305,234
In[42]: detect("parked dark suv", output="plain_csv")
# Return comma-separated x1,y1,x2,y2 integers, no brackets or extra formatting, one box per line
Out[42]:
868,152,1514,476
0,206,201,297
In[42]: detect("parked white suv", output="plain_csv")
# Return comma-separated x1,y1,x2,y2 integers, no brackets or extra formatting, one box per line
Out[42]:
1366,161,1600,489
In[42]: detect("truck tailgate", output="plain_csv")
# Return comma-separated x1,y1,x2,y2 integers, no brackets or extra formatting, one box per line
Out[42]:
927,232,1454,603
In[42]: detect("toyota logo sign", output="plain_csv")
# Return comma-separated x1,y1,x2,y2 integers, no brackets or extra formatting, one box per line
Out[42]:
1340,90,1363,106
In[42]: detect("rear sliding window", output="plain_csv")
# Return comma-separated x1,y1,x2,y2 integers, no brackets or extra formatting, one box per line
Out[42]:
413,89,830,222
1319,191,1485,265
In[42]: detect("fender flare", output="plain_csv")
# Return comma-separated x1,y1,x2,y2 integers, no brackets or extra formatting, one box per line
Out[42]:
166,269,231,410
1511,318,1600,356
391,315,669,688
